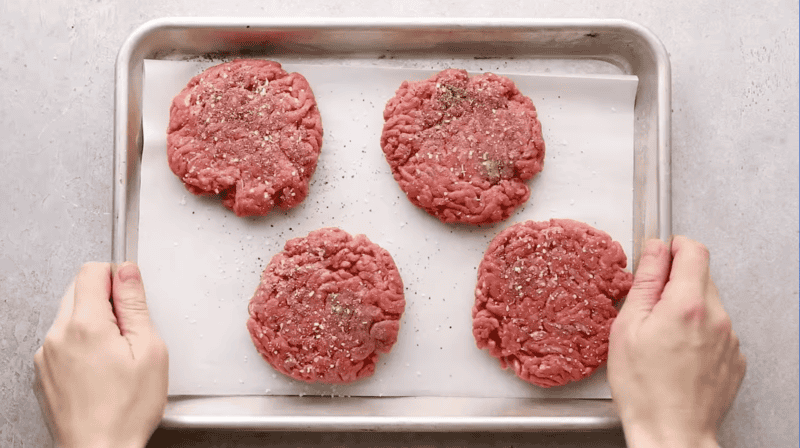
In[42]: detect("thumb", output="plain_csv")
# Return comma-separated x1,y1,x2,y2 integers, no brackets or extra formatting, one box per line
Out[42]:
618,239,671,320
112,262,153,337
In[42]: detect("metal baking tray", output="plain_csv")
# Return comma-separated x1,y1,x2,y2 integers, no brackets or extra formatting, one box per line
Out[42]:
113,17,671,431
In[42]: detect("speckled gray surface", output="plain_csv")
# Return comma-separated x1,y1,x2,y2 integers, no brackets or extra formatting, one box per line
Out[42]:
1,1,797,447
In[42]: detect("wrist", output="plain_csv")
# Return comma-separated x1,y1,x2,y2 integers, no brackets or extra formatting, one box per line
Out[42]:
60,442,143,448
59,436,145,448
623,423,719,448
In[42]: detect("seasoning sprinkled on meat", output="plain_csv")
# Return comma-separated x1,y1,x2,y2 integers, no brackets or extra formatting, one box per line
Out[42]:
247,228,405,384
167,59,323,217
380,69,545,225
472,219,632,387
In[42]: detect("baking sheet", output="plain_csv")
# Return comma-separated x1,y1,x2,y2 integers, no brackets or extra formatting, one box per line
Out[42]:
139,59,637,399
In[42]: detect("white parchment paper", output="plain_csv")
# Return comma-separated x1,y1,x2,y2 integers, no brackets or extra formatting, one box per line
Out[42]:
140,59,637,398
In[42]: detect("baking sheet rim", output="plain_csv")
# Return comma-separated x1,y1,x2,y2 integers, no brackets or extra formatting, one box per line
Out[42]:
113,17,672,431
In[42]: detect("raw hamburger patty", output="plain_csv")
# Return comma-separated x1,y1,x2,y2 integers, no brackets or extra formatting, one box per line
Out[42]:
472,219,633,388
247,228,406,384
380,69,546,225
167,59,323,217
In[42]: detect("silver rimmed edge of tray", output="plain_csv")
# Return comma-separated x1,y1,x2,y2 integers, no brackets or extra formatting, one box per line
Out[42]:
113,17,671,432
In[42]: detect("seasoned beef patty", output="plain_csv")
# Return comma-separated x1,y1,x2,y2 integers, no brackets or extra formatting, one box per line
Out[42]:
472,219,632,387
247,228,405,384
381,69,545,225
167,59,323,217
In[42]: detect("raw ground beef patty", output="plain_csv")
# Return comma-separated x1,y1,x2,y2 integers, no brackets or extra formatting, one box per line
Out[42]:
380,69,546,225
167,59,323,217
247,228,406,384
472,219,633,388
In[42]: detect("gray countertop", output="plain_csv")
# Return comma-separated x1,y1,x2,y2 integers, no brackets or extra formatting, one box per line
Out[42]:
1,1,797,447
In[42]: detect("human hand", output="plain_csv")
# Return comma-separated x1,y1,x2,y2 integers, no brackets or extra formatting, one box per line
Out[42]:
608,237,746,448
34,262,168,448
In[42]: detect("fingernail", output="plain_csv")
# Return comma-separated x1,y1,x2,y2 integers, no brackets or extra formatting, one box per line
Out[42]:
118,263,141,283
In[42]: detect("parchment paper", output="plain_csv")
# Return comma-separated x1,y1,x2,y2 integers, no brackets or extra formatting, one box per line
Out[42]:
140,59,637,398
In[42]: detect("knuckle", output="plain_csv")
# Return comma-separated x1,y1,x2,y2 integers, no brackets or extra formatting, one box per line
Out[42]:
738,352,748,375
42,332,62,352
689,245,710,268
708,280,720,298
609,317,628,340
629,277,662,295
672,235,690,249
679,298,707,322
608,329,623,350
33,347,44,367
41,331,65,364
117,287,147,310
714,314,733,333
65,318,98,342
694,242,710,259
77,262,111,282
609,317,622,334
621,325,644,352
731,332,741,350
674,236,710,262
146,335,169,365
78,261,101,276
643,238,665,253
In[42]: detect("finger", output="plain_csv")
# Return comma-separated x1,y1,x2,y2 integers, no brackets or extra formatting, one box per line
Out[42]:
51,280,76,331
618,239,671,319
112,262,153,338
668,235,710,287
658,236,711,309
72,262,116,327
